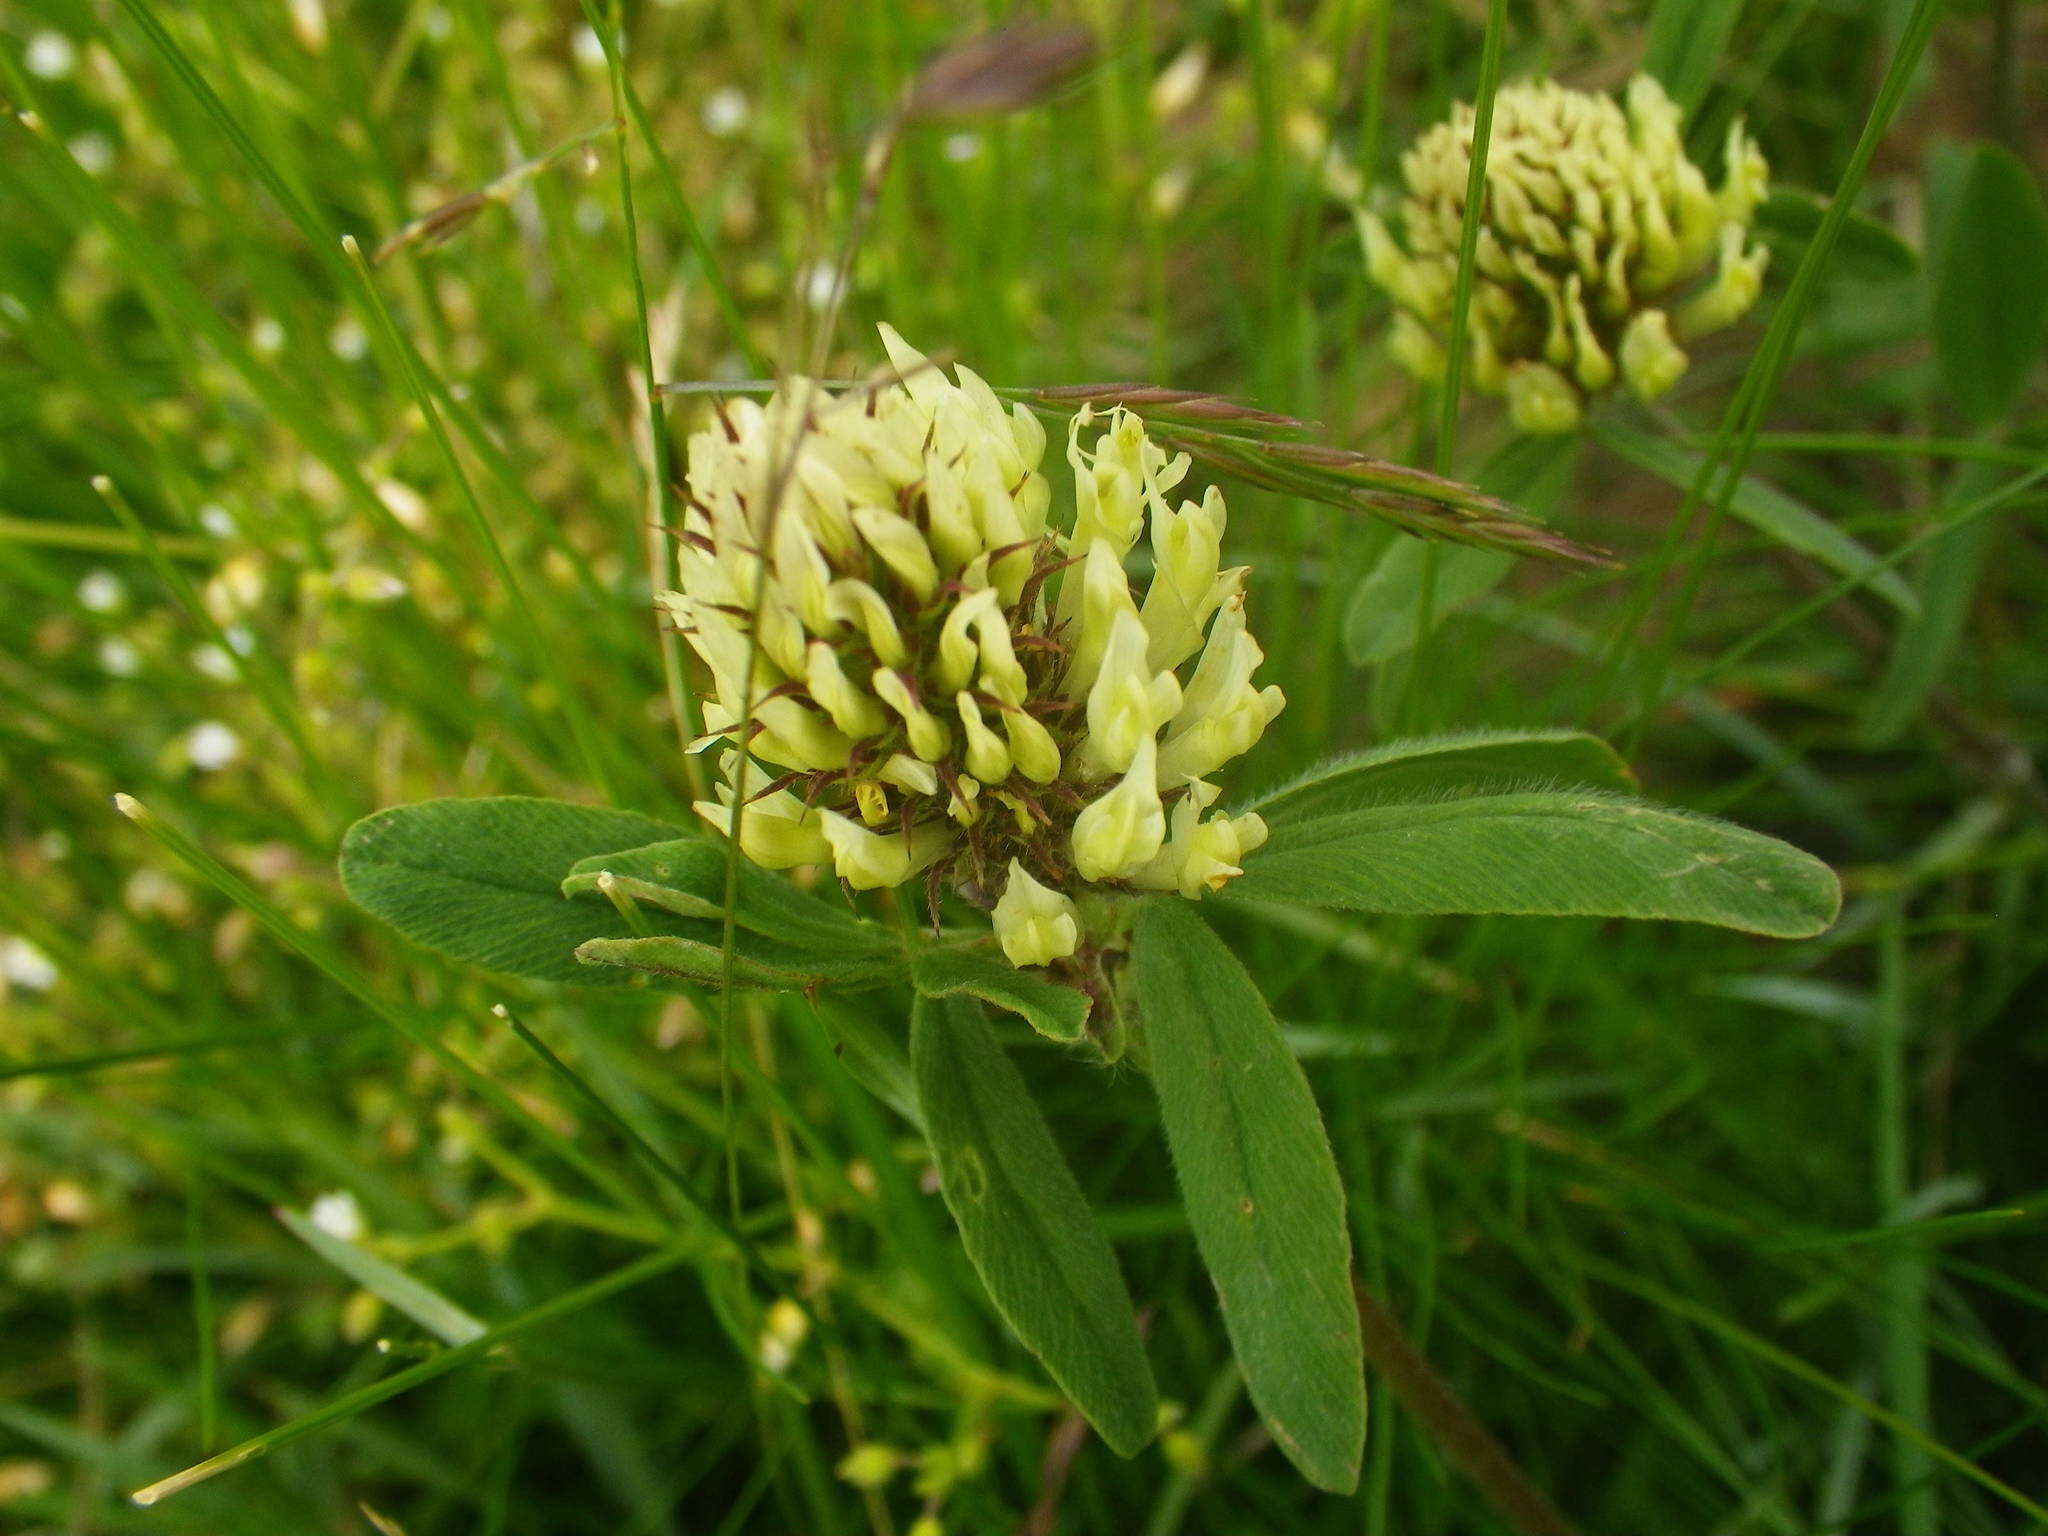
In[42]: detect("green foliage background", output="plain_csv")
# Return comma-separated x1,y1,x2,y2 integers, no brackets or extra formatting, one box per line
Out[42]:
2,1,2045,1532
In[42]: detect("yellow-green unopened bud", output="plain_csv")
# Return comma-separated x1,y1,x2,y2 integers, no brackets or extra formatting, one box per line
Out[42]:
666,329,1284,970
993,860,1081,967
1358,74,1769,432
836,1444,904,1490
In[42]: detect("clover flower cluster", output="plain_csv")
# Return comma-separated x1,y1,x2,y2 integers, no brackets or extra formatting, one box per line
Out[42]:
1359,74,1770,433
662,328,1281,970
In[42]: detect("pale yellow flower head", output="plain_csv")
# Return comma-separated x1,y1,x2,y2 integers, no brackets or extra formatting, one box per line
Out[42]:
665,328,1281,969
1359,74,1770,433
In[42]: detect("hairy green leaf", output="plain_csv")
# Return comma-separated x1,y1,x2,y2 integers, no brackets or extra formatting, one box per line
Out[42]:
1345,542,1512,666
573,928,902,991
561,839,895,961
910,944,1090,1042
1247,729,1635,823
338,798,686,984
812,998,921,1128
911,996,1156,1456
1132,902,1364,1493
1230,791,1840,937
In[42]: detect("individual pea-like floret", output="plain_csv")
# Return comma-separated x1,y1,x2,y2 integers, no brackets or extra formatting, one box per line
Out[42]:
1357,74,1770,433
664,328,1285,973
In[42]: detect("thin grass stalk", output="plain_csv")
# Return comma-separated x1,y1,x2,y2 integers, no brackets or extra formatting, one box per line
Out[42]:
1634,459,2048,724
1406,0,1509,731
92,477,337,811
340,235,622,802
1877,909,1937,1536
586,1,707,802
1609,0,1947,754
127,1247,696,1506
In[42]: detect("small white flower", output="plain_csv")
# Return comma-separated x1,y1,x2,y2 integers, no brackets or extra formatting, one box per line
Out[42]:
571,25,608,69
198,503,238,538
68,134,113,175
98,637,140,677
185,721,242,771
1150,43,1208,120
250,315,286,356
758,1298,809,1374
339,568,408,604
1,936,58,992
26,31,78,81
374,478,428,530
327,316,368,362
818,811,947,891
802,260,840,312
701,86,750,138
942,132,981,164
77,569,125,614
308,1191,366,1242
289,0,330,52
191,643,236,681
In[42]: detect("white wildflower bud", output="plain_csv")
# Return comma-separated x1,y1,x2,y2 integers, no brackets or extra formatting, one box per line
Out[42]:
1062,540,1140,699
1618,309,1689,401
666,331,1280,970
955,692,1013,784
827,579,909,667
1139,485,1235,671
1389,310,1448,383
1130,783,1272,898
1158,599,1286,784
819,811,948,890
1503,361,1584,436
1080,609,1183,777
937,585,1028,703
1064,409,1148,564
692,754,833,869
998,701,1063,785
1676,224,1770,340
937,587,1000,692
1360,73,1770,432
806,643,887,738
1071,735,1167,882
992,860,1081,967
851,505,940,599
877,753,936,796
1718,121,1770,227
873,669,951,762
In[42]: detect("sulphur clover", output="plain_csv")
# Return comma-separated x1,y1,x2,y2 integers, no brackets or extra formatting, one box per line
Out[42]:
1359,74,1770,433
341,331,1838,1493
668,327,1279,982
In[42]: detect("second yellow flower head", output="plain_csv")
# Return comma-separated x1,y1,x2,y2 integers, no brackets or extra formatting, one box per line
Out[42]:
1359,74,1770,432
